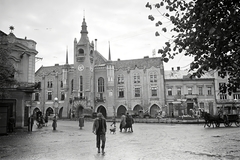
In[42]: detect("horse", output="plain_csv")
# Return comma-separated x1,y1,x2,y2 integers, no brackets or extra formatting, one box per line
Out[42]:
199,109,222,128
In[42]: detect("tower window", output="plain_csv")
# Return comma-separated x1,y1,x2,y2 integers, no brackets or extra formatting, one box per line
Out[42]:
98,77,104,93
78,48,84,55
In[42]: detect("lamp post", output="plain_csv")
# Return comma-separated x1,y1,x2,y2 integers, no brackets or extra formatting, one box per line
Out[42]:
53,97,59,117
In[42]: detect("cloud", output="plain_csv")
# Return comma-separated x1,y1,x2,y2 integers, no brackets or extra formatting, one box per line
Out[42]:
0,0,193,71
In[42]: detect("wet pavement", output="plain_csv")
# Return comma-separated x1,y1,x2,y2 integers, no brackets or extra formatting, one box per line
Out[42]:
0,119,240,160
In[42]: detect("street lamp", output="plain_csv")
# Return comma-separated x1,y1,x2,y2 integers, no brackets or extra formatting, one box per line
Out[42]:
53,97,59,117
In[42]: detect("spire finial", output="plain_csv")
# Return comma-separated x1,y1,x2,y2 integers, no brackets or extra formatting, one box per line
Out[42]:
83,10,85,19
108,41,111,61
66,46,68,64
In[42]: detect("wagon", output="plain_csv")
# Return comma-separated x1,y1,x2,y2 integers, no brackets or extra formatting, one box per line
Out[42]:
215,106,240,127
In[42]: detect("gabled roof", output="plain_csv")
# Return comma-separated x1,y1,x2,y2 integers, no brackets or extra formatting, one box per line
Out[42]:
112,57,162,70
164,69,214,79
35,64,74,77
94,50,107,65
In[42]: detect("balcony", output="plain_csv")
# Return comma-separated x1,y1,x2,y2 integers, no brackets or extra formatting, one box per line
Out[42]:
95,97,106,103
74,96,86,101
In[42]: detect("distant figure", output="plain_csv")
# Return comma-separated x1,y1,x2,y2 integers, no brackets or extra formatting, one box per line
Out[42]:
45,115,48,126
111,116,116,127
28,115,34,132
79,115,84,129
52,116,57,130
119,113,126,132
92,113,107,154
8,117,15,133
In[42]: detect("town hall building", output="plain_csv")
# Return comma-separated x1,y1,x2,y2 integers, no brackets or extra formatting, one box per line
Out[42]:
33,18,166,118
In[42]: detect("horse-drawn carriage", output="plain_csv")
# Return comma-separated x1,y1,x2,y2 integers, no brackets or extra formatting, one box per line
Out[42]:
200,106,240,128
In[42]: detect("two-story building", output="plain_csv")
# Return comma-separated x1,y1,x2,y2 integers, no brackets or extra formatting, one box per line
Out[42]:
214,71,240,114
0,30,38,132
165,67,216,116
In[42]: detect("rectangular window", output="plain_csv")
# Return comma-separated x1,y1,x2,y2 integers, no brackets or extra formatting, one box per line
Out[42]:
118,76,124,84
177,87,181,96
60,81,63,88
220,94,227,99
233,94,240,99
61,92,65,100
135,88,140,97
188,87,192,95
47,91,52,100
199,102,204,109
150,74,157,83
151,87,157,96
207,87,212,95
47,81,53,88
168,88,172,96
198,87,203,95
118,87,124,98
35,92,39,101
80,76,83,91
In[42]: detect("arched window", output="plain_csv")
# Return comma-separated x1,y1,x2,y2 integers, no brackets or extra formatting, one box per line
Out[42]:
78,48,84,55
98,77,104,93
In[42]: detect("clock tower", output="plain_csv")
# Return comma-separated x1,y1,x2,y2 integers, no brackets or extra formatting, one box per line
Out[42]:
73,18,94,117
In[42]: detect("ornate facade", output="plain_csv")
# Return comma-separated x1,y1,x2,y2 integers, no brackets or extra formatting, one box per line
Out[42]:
33,18,166,118
0,30,38,130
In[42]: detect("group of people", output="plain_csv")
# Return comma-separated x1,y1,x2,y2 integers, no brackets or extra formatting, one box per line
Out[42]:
119,112,134,132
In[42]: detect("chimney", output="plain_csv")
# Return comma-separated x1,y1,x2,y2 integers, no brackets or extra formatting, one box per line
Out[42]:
177,66,180,71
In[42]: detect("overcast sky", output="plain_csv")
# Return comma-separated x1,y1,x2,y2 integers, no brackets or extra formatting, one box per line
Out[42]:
0,0,193,71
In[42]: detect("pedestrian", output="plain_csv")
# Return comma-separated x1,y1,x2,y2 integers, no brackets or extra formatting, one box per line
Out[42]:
79,115,84,129
52,116,57,130
28,115,34,132
45,114,48,126
92,113,107,154
8,116,15,133
119,113,126,132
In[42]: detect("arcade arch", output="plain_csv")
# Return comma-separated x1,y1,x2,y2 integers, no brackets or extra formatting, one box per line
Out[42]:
117,105,127,117
150,104,160,118
97,105,107,118
46,107,54,116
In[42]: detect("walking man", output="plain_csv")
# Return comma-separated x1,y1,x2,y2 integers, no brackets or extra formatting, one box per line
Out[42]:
92,113,107,154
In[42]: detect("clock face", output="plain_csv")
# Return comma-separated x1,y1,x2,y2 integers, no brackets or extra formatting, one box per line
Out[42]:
78,64,84,71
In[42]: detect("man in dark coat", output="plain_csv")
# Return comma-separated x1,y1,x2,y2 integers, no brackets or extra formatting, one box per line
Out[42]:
92,113,107,154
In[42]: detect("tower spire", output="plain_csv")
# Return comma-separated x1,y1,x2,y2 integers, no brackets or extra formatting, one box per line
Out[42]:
108,41,111,61
66,46,68,64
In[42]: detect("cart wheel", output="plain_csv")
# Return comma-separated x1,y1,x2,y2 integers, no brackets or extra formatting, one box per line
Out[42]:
229,122,232,127
206,121,211,127
224,121,229,127
215,122,220,127
235,121,240,127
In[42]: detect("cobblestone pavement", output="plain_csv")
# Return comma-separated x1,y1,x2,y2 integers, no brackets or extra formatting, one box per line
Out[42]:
0,120,240,160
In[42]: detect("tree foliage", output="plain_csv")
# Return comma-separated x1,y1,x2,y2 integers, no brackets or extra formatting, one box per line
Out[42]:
0,47,17,98
146,0,240,95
